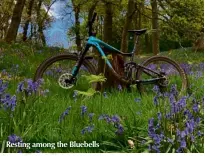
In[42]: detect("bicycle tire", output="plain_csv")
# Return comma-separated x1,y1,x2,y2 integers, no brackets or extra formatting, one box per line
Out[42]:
136,56,188,94
34,53,97,82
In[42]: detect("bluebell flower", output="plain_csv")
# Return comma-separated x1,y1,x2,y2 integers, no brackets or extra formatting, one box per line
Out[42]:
111,115,120,123
153,85,160,94
153,96,159,105
8,134,22,143
17,81,24,92
1,94,17,111
81,124,94,135
183,109,193,119
0,80,8,95
192,103,199,112
17,79,44,95
80,105,87,116
157,112,162,120
170,84,178,97
134,98,141,102
176,129,180,136
169,94,175,105
180,139,186,148
176,147,182,153
197,131,201,136
118,84,122,91
196,117,201,124
115,124,124,135
190,135,195,142
103,92,108,98
98,114,111,123
180,131,186,138
152,145,160,153
45,70,54,76
58,106,72,123
88,113,95,122
186,119,195,133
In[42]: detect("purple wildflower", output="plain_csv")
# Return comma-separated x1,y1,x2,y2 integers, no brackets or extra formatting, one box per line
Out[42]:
180,139,186,148
170,84,178,97
153,96,159,105
111,115,120,123
115,124,124,135
81,124,94,135
176,147,183,153
58,106,72,123
190,135,195,142
192,104,199,113
0,80,8,95
80,105,87,116
180,131,186,138
1,94,17,111
88,113,95,122
197,131,201,136
103,92,108,98
17,79,44,95
118,84,122,91
8,134,22,143
195,117,201,124
152,145,160,153
153,85,160,94
157,112,162,120
17,81,24,92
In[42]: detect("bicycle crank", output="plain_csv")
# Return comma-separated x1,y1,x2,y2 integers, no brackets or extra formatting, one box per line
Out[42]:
58,73,76,89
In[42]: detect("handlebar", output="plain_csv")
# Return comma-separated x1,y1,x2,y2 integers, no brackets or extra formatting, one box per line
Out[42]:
88,12,97,36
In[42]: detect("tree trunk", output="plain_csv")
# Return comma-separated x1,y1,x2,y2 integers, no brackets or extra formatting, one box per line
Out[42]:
120,0,135,53
23,0,35,41
134,1,143,55
0,0,14,39
151,0,159,55
5,0,26,43
36,0,46,45
74,6,82,52
98,2,124,89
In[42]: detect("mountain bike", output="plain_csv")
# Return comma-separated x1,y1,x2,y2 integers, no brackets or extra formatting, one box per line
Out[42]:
34,13,188,94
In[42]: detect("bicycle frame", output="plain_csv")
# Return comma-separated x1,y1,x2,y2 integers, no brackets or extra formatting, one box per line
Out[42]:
70,36,165,85
71,36,132,76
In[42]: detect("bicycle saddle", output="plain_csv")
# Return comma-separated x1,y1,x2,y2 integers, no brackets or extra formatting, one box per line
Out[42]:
128,29,147,35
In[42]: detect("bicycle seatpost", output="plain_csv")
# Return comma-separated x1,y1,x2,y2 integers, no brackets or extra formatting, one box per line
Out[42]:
130,35,139,62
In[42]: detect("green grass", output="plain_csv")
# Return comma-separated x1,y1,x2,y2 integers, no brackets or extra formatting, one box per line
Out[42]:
0,42,204,153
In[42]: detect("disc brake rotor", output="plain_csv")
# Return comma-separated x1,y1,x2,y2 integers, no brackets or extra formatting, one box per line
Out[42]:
58,73,74,89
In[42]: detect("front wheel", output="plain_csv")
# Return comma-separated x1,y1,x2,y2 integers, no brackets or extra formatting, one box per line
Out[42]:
136,56,188,95
34,53,97,95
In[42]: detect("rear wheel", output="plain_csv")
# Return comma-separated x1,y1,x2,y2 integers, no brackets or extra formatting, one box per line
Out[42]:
34,53,97,96
136,56,188,95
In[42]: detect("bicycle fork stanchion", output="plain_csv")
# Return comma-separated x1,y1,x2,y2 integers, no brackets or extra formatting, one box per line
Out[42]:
70,45,90,79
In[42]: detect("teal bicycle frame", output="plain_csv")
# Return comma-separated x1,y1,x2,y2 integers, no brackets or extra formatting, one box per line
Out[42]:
70,36,165,85
71,36,133,77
